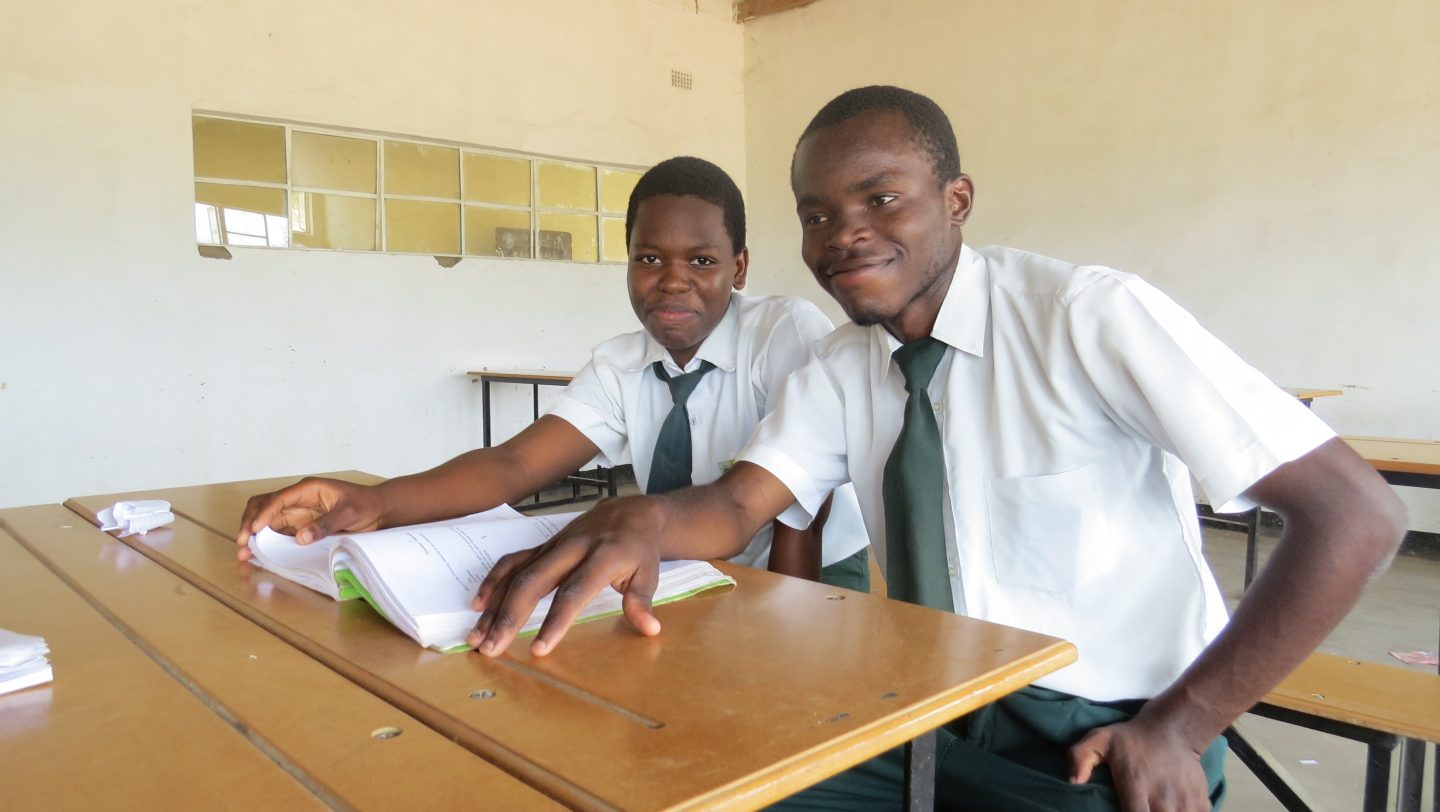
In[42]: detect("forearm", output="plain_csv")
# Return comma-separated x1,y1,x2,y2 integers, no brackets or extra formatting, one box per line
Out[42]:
375,447,530,527
1137,445,1406,749
648,461,798,562
768,520,821,579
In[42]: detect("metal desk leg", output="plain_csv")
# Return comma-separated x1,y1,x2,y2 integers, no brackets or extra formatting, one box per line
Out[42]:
1362,739,1397,812
1396,738,1425,812
481,380,492,448
903,730,937,812
1242,507,1261,589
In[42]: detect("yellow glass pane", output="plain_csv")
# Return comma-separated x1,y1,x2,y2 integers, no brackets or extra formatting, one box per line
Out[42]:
601,217,628,263
195,183,285,216
192,116,285,182
290,192,376,251
537,162,596,210
291,131,376,193
193,117,286,183
599,169,641,214
386,199,459,254
537,213,597,262
464,206,532,258
385,141,459,199
463,153,531,206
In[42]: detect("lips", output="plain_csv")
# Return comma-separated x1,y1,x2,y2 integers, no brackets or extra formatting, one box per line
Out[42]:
647,304,699,324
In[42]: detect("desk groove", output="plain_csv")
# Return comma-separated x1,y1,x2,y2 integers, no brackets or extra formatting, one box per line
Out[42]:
0,517,351,812
59,501,621,812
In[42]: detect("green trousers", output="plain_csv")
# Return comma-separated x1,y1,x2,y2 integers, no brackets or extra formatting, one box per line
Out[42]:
772,685,1227,811
820,548,871,593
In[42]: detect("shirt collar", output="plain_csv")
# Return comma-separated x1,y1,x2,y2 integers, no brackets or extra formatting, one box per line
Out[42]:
635,292,742,375
873,244,989,385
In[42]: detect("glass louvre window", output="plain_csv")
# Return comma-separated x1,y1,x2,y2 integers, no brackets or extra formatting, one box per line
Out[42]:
192,114,642,263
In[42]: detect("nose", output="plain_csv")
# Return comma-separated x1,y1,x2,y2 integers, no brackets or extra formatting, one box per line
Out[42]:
657,260,691,293
825,209,871,253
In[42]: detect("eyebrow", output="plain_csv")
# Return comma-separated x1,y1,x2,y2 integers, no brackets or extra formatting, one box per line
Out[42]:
631,241,723,254
796,172,897,210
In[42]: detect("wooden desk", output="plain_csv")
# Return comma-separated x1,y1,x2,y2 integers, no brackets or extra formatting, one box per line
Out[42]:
66,474,1077,811
1282,387,1344,406
0,504,557,810
1343,435,1440,490
466,368,576,448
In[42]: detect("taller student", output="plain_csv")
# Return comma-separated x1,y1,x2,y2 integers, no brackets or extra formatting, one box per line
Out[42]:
236,157,871,590
467,88,1406,810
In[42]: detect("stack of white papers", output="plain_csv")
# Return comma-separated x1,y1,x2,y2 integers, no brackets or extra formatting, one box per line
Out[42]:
97,499,175,537
0,628,52,696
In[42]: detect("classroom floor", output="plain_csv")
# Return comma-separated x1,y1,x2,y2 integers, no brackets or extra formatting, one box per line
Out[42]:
532,477,1439,810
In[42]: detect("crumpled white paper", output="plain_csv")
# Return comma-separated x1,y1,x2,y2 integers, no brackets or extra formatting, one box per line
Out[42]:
97,499,175,537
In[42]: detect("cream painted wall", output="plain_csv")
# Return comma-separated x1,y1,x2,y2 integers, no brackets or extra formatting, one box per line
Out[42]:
741,0,1440,531
0,0,744,507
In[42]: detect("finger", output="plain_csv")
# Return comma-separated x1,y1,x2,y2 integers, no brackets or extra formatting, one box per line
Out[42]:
1068,729,1108,784
530,562,622,656
618,561,661,638
476,541,592,657
468,550,539,646
237,544,253,562
473,547,541,613
246,483,316,538
236,493,271,546
293,499,368,545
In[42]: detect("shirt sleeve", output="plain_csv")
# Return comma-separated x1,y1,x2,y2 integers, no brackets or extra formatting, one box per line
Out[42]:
1067,273,1335,513
545,359,631,468
753,299,835,413
738,344,852,530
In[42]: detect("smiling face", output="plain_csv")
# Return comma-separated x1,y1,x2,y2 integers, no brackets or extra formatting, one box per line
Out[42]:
792,109,973,342
627,194,748,368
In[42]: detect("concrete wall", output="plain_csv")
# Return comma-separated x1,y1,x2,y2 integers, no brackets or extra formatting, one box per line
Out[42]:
741,0,1440,530
1,0,745,506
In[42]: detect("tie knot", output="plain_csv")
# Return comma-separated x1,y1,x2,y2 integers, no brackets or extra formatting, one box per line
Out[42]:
891,336,946,393
653,360,715,406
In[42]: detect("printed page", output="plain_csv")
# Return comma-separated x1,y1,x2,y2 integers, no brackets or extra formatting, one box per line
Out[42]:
338,512,580,621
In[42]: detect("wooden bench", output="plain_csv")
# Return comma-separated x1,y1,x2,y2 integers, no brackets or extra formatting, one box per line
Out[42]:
1227,652,1440,812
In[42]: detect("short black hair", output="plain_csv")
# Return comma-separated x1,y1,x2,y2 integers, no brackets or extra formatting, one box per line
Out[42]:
626,156,746,256
795,85,961,184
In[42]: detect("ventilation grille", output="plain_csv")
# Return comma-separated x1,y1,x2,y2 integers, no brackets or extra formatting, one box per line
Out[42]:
670,69,693,90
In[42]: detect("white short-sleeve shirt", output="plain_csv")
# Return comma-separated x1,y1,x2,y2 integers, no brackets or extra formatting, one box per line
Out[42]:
740,245,1334,701
548,292,871,569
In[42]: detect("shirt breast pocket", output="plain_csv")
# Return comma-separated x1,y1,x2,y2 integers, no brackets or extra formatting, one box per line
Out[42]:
984,466,1110,595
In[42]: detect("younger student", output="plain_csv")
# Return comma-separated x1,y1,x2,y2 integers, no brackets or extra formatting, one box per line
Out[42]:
236,156,871,589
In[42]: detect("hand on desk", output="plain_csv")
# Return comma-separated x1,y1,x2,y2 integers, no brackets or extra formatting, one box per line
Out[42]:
234,477,385,561
468,495,665,657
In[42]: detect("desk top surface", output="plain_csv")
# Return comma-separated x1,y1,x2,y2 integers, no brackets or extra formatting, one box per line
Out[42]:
1265,652,1440,743
0,504,557,810
1282,387,1344,401
1342,436,1440,476
64,473,1076,811
467,369,576,383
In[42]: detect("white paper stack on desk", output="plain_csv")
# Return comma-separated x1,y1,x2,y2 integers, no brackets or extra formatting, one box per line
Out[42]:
0,628,52,696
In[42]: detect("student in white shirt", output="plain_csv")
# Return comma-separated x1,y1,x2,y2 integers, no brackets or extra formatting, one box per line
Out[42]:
235,156,870,589
467,88,1406,811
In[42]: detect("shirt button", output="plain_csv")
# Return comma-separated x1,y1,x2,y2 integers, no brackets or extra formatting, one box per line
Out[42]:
947,565,957,577
689,416,698,425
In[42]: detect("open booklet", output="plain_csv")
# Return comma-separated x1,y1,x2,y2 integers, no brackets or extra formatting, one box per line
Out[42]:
248,505,735,652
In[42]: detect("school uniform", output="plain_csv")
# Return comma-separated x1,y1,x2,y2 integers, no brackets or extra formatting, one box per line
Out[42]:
548,292,871,583
742,245,1335,809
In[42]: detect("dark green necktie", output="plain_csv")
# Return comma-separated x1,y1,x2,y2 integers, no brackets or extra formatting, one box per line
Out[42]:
882,336,955,610
646,360,717,494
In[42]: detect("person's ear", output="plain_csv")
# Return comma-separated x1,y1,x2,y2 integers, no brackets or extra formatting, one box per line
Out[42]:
947,174,974,227
732,248,749,290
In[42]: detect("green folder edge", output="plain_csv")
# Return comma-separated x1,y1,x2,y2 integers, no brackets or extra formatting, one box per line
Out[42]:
334,568,737,654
